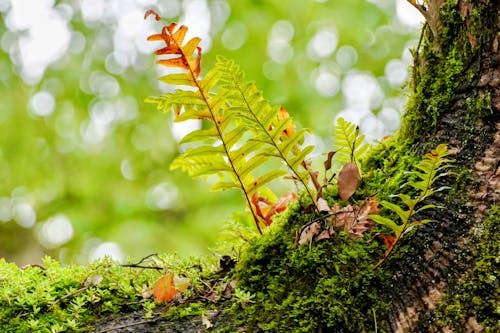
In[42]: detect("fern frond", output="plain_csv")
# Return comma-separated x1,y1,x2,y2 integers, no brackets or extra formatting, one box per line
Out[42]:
145,19,312,232
215,56,317,207
369,144,453,268
333,117,370,168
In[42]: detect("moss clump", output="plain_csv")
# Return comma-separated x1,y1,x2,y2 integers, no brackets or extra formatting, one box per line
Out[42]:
435,205,500,332
0,257,161,332
0,254,219,332
233,199,391,332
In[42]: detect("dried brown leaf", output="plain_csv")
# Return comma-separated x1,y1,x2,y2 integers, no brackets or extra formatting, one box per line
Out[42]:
332,197,378,239
317,197,330,212
337,162,361,201
298,221,321,245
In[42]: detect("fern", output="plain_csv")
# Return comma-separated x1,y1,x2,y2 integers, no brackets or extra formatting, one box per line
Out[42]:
144,18,315,232
215,56,317,206
369,144,453,268
333,117,370,168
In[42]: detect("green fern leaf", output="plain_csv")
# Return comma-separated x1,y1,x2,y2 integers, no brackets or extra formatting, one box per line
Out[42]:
370,144,453,268
159,73,197,87
214,55,317,206
333,117,370,167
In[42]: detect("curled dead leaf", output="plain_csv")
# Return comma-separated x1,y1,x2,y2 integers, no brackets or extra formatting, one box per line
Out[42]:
251,191,298,226
332,196,378,239
337,162,361,201
298,221,321,245
317,197,330,212
153,273,190,303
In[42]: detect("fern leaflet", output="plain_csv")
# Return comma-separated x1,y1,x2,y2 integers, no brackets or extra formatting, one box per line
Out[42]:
333,117,370,168
369,144,453,268
215,56,317,207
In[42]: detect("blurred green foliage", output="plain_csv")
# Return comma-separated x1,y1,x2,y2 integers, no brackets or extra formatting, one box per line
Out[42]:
0,0,420,265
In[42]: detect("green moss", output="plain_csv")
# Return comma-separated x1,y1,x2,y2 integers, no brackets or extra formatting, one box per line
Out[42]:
233,198,391,332
361,135,419,201
0,255,219,332
435,205,500,331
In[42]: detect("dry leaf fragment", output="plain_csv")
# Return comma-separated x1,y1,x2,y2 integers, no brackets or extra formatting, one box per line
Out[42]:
298,221,321,245
144,9,161,21
315,226,335,241
337,162,361,201
332,197,378,239
317,197,330,212
153,273,176,303
153,273,190,303
251,191,298,226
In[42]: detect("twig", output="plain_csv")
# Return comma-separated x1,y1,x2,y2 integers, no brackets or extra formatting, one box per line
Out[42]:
121,253,164,270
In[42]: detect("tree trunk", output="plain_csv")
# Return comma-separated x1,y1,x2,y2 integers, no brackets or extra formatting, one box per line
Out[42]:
92,1,499,332
384,1,499,331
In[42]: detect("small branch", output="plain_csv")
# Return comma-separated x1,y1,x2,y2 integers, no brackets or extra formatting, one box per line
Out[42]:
121,253,164,270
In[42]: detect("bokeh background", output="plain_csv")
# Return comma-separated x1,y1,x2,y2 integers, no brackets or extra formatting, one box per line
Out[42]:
0,0,422,265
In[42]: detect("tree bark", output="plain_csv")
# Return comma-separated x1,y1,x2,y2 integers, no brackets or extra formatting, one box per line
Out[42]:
385,0,499,331
92,1,499,332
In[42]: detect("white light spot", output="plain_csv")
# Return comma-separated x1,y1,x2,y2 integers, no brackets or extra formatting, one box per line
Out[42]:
37,214,74,249
314,70,340,98
88,71,120,98
342,71,384,109
146,182,179,211
336,45,358,70
335,108,371,127
120,158,134,180
267,40,293,64
396,0,425,28
182,0,212,51
210,0,231,33
360,112,385,142
269,20,294,42
69,31,86,55
0,0,10,12
89,242,125,263
80,119,109,145
29,91,55,117
307,28,338,60
171,119,202,143
267,20,295,64
222,21,247,50
385,59,408,87
378,107,401,133
6,0,71,83
14,202,36,228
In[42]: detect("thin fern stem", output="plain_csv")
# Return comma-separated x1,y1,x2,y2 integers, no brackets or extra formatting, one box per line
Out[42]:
229,75,318,211
195,78,263,234
166,29,264,234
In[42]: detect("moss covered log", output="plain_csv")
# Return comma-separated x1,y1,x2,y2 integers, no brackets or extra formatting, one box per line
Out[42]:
1,1,499,332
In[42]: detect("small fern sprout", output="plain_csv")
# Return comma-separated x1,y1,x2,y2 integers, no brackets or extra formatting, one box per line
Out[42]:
369,144,453,269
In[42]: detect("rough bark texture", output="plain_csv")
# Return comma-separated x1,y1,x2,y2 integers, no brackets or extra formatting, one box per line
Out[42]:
92,1,499,332
386,0,499,331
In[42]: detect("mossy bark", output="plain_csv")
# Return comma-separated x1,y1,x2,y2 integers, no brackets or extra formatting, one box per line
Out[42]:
90,2,500,332
372,0,500,331
19,1,494,332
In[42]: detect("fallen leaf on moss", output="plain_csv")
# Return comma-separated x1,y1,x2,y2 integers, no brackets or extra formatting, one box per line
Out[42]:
338,162,361,201
252,191,298,226
298,221,321,245
153,273,189,303
332,196,378,239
